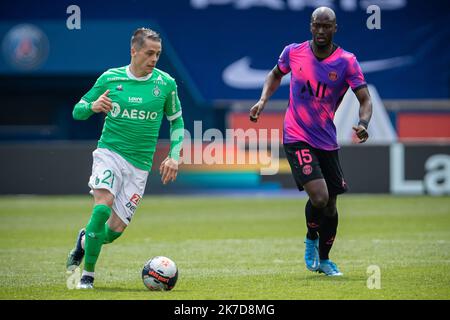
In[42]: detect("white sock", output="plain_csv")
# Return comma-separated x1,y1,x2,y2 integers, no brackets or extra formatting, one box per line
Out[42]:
81,234,85,250
82,270,95,278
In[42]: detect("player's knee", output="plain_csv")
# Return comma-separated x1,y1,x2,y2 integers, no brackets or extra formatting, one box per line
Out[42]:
324,196,337,217
310,194,329,209
95,198,114,208
93,189,114,207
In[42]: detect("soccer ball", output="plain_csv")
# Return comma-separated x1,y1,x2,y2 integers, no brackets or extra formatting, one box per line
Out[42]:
142,256,178,291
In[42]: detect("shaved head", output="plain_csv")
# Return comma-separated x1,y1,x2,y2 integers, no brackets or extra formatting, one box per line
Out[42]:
311,7,336,23
310,6,337,48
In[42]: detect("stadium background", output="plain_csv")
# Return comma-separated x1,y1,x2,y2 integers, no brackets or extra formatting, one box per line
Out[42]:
0,0,449,196
1,0,450,303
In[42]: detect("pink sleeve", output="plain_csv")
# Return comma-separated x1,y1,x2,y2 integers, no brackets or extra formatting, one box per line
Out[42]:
346,55,367,91
277,45,292,74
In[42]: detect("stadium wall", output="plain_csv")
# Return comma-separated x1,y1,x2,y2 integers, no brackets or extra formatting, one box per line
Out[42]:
1,142,448,195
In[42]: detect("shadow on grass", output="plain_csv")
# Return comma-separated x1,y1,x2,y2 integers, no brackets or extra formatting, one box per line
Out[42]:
95,287,190,293
298,274,367,282
94,287,148,293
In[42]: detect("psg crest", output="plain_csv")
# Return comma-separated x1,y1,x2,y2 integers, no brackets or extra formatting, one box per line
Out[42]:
328,71,338,81
2,23,49,71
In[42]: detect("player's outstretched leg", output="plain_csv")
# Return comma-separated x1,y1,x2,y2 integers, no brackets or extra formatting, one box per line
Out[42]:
317,196,342,276
302,179,328,273
76,224,121,289
77,204,112,289
66,228,86,272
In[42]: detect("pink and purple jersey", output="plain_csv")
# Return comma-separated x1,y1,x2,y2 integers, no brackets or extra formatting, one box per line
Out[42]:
278,41,366,150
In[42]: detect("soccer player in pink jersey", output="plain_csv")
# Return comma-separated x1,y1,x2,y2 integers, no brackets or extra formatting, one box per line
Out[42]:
249,7,372,276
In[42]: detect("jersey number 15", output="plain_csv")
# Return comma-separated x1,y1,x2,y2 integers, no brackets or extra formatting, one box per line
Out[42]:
295,149,313,166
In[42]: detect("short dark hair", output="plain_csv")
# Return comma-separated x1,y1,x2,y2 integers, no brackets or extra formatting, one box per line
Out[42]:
131,28,161,49
311,7,336,23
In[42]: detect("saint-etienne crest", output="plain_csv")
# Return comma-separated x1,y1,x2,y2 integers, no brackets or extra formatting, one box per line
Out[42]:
153,85,161,97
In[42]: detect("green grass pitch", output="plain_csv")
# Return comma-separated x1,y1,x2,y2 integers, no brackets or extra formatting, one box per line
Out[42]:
0,195,449,300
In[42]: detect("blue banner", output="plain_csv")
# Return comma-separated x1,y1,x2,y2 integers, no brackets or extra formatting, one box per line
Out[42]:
1,0,449,99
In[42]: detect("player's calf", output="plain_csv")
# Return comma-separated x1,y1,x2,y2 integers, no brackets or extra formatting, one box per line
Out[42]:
103,224,123,244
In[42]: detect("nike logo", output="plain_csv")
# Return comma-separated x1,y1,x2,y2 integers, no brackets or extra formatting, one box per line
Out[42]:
222,56,414,89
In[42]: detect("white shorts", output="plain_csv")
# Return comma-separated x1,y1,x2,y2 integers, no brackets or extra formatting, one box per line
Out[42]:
88,148,148,225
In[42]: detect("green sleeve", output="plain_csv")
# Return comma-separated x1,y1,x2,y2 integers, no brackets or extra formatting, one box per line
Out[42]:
72,73,106,120
164,80,182,121
72,100,95,120
168,116,184,161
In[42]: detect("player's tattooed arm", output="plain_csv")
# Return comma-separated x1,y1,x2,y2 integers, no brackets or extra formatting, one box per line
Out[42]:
249,66,284,122
352,86,372,143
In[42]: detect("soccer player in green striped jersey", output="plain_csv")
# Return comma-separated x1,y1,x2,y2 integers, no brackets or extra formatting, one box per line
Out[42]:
66,28,184,289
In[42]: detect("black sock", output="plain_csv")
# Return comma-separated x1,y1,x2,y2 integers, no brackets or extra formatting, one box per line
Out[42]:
318,210,338,260
305,199,324,240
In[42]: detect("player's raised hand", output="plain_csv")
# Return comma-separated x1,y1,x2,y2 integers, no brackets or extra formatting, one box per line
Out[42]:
249,100,266,123
159,157,179,185
352,125,369,143
92,89,112,114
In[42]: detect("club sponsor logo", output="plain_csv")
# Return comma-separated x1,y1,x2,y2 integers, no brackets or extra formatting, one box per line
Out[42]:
109,102,158,120
128,96,143,103
300,80,328,100
130,193,141,205
122,109,158,120
125,201,137,213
